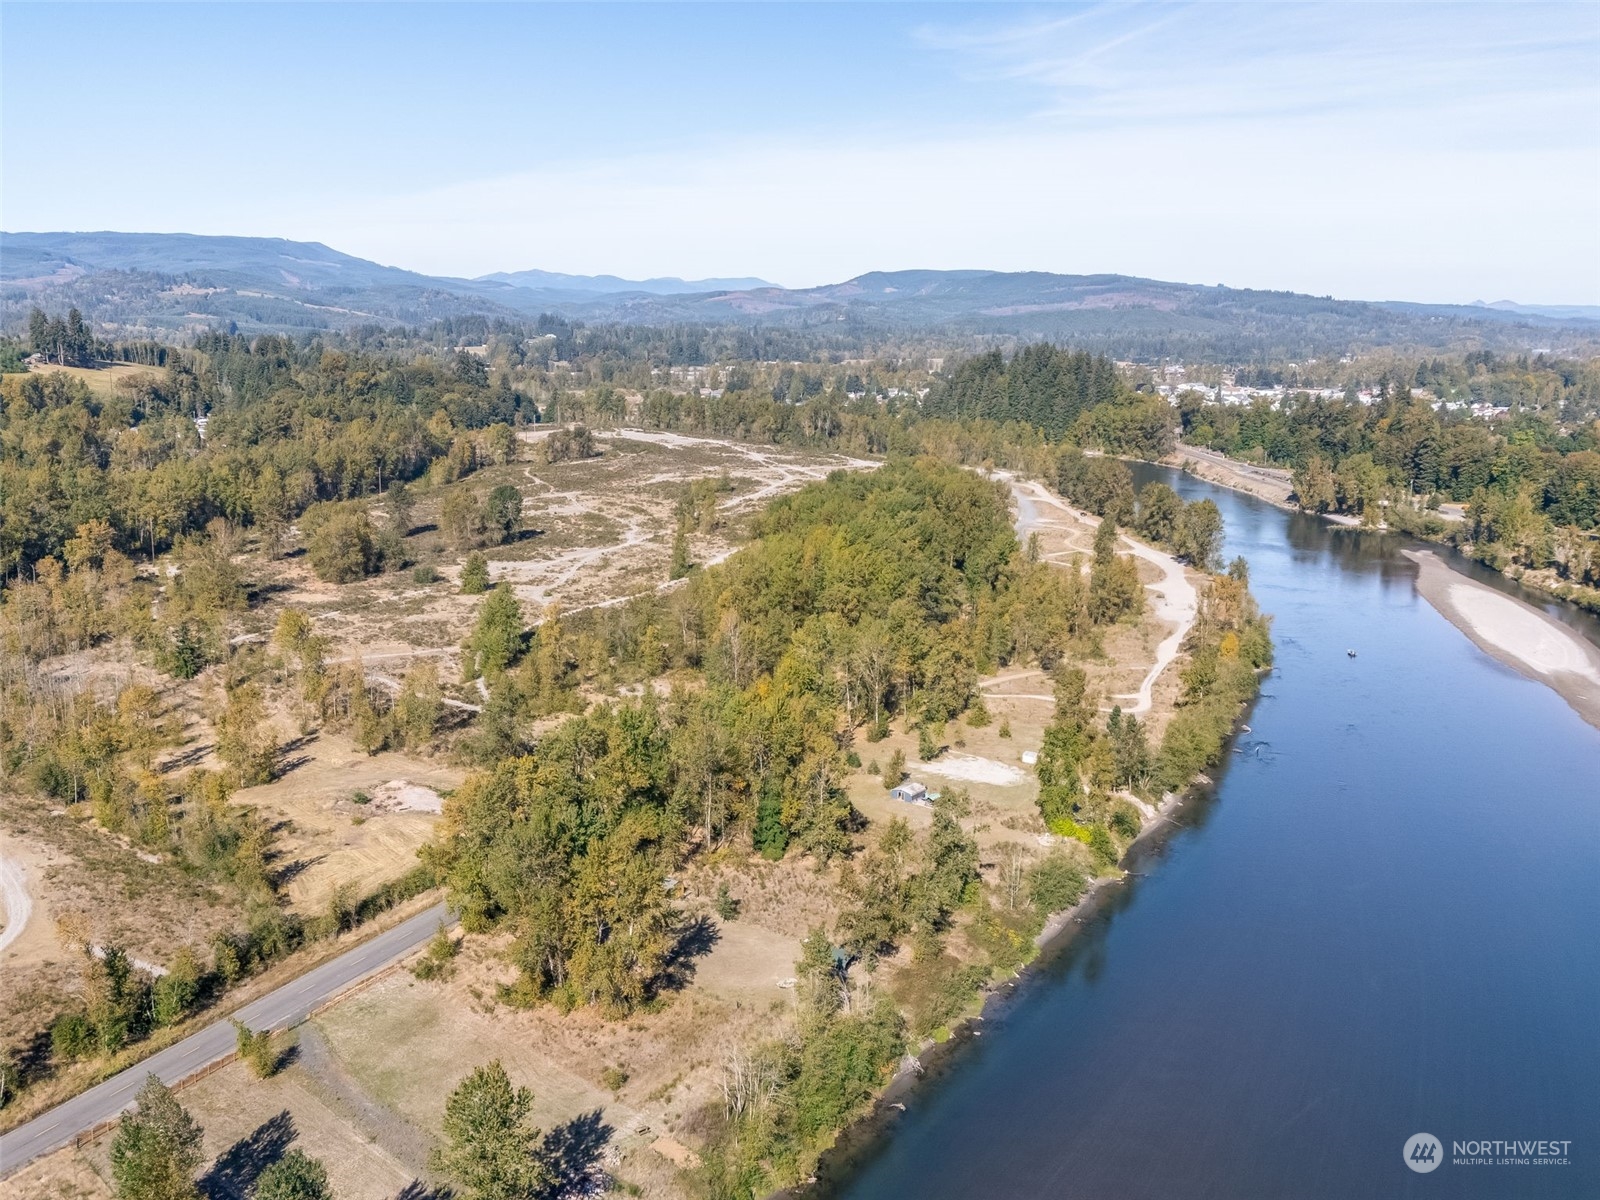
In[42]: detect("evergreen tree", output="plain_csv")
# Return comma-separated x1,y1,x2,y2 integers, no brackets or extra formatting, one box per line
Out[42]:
485,485,524,545
431,1061,550,1200
255,1151,332,1200
460,551,491,594
467,585,524,677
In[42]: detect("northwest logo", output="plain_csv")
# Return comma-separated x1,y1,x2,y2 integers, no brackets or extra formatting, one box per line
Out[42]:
1405,1133,1443,1174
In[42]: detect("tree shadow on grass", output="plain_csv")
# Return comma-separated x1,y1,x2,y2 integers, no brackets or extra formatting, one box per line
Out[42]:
659,914,720,992
160,741,214,773
200,1109,297,1200
270,853,326,890
394,1182,453,1200
540,1108,613,1198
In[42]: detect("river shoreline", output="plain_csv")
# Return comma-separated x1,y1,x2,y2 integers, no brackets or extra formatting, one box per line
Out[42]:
797,471,1258,1198
1405,548,1600,730
1164,444,1600,615
802,724,1252,1198
818,463,1600,1200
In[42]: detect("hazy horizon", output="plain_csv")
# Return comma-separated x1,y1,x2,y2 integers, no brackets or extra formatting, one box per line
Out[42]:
4,3,1597,305
10,226,1600,312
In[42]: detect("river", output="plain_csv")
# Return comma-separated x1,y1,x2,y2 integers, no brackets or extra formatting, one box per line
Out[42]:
821,466,1600,1199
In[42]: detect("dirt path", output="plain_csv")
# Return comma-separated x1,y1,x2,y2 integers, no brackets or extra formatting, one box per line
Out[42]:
0,856,32,956
1004,478,1198,717
600,428,878,492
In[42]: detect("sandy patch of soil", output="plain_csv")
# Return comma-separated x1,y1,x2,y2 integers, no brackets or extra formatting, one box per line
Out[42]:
1406,549,1600,729
912,753,1026,787
0,854,36,959
367,780,444,814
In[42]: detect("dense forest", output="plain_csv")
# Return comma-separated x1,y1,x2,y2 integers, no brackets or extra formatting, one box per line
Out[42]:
0,331,530,583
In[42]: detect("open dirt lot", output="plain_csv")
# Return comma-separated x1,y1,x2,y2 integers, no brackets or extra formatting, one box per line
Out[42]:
231,733,464,914
23,856,829,1200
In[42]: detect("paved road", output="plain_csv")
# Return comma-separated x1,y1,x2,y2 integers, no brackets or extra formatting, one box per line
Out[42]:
0,901,450,1176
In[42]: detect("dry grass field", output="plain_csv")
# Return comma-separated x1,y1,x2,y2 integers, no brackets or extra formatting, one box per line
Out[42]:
35,886,818,1200
0,793,242,1051
25,361,163,401
274,430,875,682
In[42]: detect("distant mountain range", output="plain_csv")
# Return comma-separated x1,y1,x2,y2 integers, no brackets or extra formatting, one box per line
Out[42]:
3,230,1596,358
480,267,774,295
1472,299,1600,322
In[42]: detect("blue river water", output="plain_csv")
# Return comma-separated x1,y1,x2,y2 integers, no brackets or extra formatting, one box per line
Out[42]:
823,466,1600,1199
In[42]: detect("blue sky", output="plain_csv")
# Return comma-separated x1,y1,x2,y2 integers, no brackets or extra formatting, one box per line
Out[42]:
3,2,1597,303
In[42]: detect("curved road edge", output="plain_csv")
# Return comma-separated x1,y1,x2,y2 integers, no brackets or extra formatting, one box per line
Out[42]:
0,900,451,1176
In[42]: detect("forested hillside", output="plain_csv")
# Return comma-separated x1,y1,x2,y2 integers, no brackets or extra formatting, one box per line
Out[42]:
8,231,1597,357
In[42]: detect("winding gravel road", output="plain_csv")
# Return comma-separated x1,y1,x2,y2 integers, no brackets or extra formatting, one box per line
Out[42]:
0,857,31,957
1006,477,1198,716
0,901,450,1176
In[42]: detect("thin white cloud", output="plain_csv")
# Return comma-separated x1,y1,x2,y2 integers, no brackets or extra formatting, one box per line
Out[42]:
917,1,1599,135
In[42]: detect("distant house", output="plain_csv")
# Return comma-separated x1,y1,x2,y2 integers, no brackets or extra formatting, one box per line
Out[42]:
889,781,931,807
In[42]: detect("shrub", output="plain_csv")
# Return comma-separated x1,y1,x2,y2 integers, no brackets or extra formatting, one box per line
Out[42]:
234,1020,279,1078
51,1012,96,1061
1086,824,1118,872
151,949,201,1027
1027,853,1086,913
1109,803,1142,840
413,564,440,585
256,1150,332,1200
715,882,740,922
